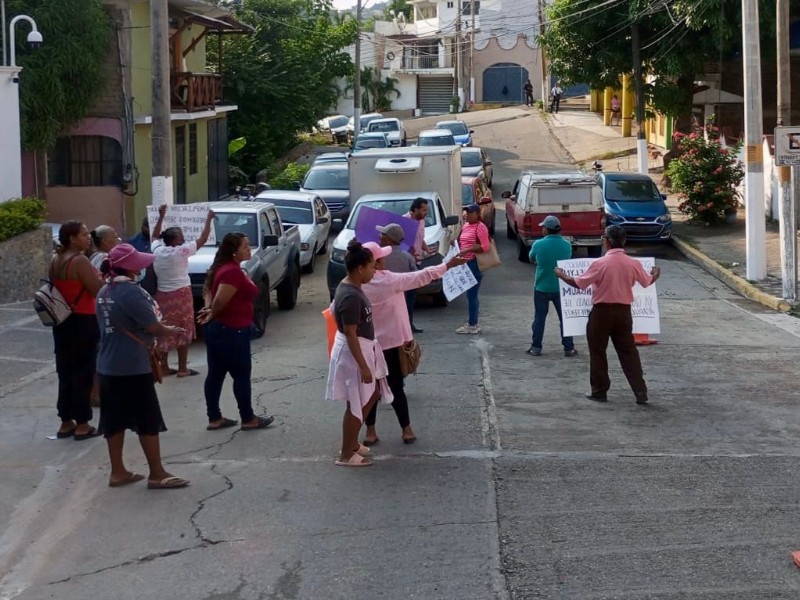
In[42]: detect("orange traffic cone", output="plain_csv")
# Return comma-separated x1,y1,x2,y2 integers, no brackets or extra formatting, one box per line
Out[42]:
634,333,657,346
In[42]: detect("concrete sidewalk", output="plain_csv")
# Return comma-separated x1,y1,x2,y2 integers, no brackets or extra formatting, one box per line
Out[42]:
546,108,796,312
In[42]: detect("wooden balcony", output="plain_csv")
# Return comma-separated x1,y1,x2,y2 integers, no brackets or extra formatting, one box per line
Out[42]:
171,72,223,112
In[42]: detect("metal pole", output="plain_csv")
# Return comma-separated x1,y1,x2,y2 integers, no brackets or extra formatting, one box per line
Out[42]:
353,0,361,135
777,0,795,299
631,23,647,174
741,0,766,280
2,0,6,67
469,0,475,105
454,15,461,107
151,0,173,205
538,0,547,105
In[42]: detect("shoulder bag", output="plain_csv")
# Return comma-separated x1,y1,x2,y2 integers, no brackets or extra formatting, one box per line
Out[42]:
398,339,422,377
477,239,501,272
33,255,85,327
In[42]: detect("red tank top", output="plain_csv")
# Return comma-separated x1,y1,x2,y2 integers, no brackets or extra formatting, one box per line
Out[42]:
52,255,97,315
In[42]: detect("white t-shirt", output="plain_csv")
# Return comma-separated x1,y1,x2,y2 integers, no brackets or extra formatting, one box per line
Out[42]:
152,239,197,292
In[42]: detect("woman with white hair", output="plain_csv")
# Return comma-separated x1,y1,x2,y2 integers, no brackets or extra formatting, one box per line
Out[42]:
89,225,120,270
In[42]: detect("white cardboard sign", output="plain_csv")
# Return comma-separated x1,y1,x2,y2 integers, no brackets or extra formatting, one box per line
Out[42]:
557,257,660,337
147,203,216,245
442,242,478,301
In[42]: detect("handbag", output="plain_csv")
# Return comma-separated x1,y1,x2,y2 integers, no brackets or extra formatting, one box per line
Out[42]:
121,330,163,384
476,239,501,272
33,256,84,327
398,339,422,377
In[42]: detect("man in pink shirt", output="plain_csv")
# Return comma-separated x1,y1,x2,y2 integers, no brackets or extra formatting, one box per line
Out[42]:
555,226,661,405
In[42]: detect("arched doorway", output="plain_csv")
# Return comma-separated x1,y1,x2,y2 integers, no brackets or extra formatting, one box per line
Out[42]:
482,63,528,103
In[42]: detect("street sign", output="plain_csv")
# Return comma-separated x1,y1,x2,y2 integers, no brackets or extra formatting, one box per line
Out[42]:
774,126,800,166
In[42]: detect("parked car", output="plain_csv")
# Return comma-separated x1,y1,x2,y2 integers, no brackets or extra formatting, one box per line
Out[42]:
327,191,460,304
298,162,351,223
256,191,332,273
325,115,350,144
594,172,672,242
352,132,389,151
461,147,493,187
187,201,302,338
365,117,407,147
435,120,473,146
502,168,606,262
461,176,496,235
346,112,383,143
417,129,456,147
314,152,349,164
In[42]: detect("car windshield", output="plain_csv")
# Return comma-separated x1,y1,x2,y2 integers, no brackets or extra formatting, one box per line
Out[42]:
461,152,482,167
303,168,349,190
419,134,454,146
211,214,258,246
361,116,381,128
369,121,399,132
349,199,436,228
355,138,387,149
273,203,314,225
329,116,348,128
438,122,468,135
461,184,476,205
606,179,660,202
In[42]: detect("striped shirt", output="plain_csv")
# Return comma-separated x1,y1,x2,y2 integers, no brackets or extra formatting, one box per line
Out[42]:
458,221,490,260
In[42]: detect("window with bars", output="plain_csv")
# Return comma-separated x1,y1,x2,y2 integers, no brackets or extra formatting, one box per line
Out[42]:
47,136,123,187
461,1,479,15
189,123,198,175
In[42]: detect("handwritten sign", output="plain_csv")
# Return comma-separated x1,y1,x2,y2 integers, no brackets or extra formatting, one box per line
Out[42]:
557,257,660,337
442,242,477,301
147,203,215,245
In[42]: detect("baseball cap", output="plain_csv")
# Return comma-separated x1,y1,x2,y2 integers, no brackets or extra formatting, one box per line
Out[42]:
464,204,480,213
362,241,393,261
108,243,155,271
538,215,561,230
376,223,405,243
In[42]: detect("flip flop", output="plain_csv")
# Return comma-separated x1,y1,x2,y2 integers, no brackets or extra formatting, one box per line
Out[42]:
362,437,380,447
176,369,200,378
163,368,179,376
403,436,417,445
241,415,274,431
335,454,373,467
56,428,76,439
147,476,190,489
109,472,145,488
355,444,370,457
74,427,100,441
206,417,239,431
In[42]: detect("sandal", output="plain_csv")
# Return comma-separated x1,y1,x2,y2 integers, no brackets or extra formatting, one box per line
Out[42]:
163,368,178,376
362,437,380,447
74,427,100,441
176,369,200,378
56,428,76,439
335,454,373,467
241,415,274,430
147,476,190,489
355,444,370,457
109,472,145,488
207,417,239,431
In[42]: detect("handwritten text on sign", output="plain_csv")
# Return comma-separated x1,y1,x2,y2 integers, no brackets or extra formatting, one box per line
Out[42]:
147,203,216,246
557,257,660,337
442,242,477,301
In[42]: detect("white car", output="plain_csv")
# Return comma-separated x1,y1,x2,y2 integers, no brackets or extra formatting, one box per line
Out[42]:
416,129,456,146
365,118,406,147
255,191,332,274
346,113,383,142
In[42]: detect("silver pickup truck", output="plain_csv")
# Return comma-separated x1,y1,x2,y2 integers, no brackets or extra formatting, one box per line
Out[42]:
187,201,302,338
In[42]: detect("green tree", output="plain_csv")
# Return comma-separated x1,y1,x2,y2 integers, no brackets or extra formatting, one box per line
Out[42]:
382,0,413,22
8,0,111,151
346,66,401,113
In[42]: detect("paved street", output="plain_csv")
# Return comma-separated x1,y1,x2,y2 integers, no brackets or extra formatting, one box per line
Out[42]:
3,108,800,599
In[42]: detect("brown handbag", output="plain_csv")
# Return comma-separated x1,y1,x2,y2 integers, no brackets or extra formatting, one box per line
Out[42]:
398,339,422,377
476,239,501,271
120,330,163,384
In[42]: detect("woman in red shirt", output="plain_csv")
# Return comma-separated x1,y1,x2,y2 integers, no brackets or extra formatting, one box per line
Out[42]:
197,233,274,432
456,204,491,334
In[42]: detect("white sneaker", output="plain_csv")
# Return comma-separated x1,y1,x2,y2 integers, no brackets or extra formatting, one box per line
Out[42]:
456,324,481,335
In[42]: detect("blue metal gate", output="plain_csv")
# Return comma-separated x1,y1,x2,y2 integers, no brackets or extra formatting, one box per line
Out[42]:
482,63,528,103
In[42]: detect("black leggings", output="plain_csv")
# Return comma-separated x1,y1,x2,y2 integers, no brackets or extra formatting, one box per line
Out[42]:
53,314,99,424
365,347,409,429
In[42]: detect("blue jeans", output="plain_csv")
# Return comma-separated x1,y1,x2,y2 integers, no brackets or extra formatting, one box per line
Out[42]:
466,258,483,326
531,290,574,351
203,321,254,422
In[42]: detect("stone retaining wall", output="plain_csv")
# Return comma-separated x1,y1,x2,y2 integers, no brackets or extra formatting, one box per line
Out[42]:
0,227,52,303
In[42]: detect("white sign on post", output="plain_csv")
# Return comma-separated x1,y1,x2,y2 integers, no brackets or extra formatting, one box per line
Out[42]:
557,257,660,337
147,203,216,246
774,126,800,166
442,242,477,301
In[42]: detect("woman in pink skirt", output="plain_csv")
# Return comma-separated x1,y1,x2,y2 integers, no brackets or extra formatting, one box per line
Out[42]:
326,240,394,467
151,204,214,377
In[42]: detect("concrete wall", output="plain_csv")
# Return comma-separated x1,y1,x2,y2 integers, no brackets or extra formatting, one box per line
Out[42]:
0,227,52,303
46,187,128,232
473,36,541,102
130,1,152,118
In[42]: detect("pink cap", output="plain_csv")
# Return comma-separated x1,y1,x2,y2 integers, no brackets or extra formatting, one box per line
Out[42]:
362,241,393,261
108,243,155,271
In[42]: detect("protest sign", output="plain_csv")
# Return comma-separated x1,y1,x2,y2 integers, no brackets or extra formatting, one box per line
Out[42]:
442,242,477,301
147,203,215,246
557,257,660,337
353,206,418,253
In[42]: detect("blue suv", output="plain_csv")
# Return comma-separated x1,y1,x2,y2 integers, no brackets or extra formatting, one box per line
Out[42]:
594,172,672,241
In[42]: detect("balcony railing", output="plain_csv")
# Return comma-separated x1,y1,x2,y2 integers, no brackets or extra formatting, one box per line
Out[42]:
171,72,223,112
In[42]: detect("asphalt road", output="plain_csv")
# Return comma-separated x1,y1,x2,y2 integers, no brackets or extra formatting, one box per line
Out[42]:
3,108,800,599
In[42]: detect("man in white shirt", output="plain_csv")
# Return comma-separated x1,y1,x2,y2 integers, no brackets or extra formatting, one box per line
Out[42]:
550,83,563,113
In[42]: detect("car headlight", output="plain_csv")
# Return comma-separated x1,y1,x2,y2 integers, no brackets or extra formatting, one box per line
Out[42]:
606,213,624,223
331,248,345,263
656,214,672,223
300,242,310,251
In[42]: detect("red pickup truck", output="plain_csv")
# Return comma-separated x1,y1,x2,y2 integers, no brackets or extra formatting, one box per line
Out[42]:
502,168,606,262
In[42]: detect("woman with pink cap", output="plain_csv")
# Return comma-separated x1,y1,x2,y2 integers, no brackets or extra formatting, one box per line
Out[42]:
95,244,189,489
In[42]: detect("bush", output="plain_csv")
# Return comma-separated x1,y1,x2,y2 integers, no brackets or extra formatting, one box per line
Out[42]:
268,162,311,190
0,197,46,242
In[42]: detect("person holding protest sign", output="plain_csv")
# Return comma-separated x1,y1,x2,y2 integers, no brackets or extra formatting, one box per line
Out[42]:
152,204,214,378
455,204,490,335
555,225,660,405
527,215,577,357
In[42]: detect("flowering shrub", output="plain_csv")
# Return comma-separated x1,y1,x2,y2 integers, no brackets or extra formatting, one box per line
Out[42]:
666,126,744,224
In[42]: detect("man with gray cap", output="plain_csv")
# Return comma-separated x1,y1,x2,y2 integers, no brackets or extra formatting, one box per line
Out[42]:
527,215,576,357
376,223,422,332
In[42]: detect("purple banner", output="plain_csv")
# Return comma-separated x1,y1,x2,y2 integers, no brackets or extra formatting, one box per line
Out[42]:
353,206,419,253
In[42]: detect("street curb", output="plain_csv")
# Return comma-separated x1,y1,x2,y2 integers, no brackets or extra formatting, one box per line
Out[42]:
542,110,579,164
671,235,792,313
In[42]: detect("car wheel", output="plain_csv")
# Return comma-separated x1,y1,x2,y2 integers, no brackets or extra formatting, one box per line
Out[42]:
587,245,602,258
319,237,328,254
432,290,449,307
517,237,529,263
303,245,317,274
506,219,516,240
251,280,270,338
277,261,300,310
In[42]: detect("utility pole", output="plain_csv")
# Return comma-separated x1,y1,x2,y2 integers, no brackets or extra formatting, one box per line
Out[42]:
151,0,173,205
454,15,461,108
469,0,475,105
538,0,548,106
742,0,766,280
631,23,647,174
353,0,362,136
777,0,796,299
